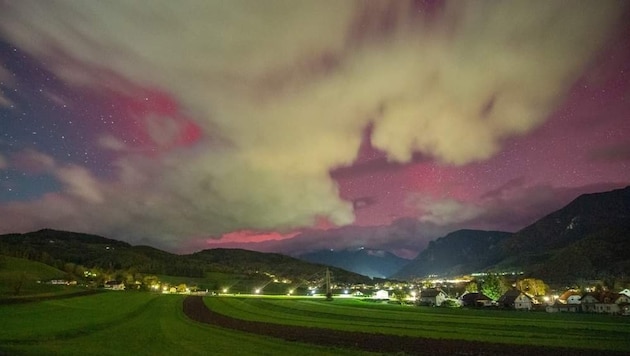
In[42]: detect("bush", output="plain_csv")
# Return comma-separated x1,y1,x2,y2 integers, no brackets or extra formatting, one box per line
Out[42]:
441,299,461,308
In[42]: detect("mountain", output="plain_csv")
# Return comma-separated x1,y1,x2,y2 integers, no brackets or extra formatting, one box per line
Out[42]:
498,186,630,282
393,230,512,279
0,229,373,284
395,186,630,282
298,248,410,278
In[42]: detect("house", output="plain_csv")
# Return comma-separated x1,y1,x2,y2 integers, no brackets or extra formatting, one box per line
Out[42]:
49,279,77,285
619,289,630,298
373,290,389,300
596,293,630,315
581,292,630,315
419,288,447,306
104,281,125,290
580,293,599,313
616,293,630,305
616,294,630,316
498,289,533,310
460,292,493,307
546,301,579,313
558,290,582,304
595,301,619,314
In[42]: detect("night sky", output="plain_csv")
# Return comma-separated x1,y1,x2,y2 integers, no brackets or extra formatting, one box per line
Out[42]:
1,1,629,258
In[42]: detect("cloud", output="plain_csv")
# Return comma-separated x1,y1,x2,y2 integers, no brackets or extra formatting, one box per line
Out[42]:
10,149,56,174
413,180,630,233
416,196,483,226
53,165,104,204
0,1,626,247
590,143,630,162
98,135,128,152
0,63,14,107
202,181,630,258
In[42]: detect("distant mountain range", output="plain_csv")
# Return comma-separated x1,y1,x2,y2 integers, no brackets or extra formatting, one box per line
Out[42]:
0,229,374,285
394,186,630,282
1,186,628,284
298,248,410,279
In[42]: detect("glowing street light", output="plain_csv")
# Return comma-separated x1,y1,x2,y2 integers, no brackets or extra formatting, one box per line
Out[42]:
255,288,261,294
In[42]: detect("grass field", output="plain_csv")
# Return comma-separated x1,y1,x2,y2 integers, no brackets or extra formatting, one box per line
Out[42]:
2,291,629,355
0,292,372,355
0,255,76,298
204,296,630,352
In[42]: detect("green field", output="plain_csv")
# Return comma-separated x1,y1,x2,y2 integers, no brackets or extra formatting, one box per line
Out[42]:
204,296,630,352
0,292,371,355
0,255,78,298
2,292,630,355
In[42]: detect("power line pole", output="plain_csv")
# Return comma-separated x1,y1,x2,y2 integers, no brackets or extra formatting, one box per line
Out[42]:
325,268,333,301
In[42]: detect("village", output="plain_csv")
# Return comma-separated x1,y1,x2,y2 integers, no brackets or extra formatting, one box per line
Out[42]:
61,269,630,317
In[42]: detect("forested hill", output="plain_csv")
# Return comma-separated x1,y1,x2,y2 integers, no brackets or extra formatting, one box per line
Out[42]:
393,230,512,279
498,185,630,282
395,186,630,282
0,229,373,284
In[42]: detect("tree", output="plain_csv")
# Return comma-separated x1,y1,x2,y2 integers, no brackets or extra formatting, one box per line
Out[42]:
8,272,27,295
465,281,478,293
392,290,407,305
441,299,461,308
516,278,548,296
481,274,507,301
63,262,77,278
176,283,188,293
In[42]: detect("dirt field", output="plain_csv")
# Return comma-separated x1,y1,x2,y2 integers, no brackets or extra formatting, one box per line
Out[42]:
183,296,616,355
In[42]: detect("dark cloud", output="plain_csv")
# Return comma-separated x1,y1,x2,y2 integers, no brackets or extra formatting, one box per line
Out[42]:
590,144,630,162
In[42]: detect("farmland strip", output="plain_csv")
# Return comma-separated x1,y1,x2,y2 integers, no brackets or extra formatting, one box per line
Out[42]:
184,296,621,355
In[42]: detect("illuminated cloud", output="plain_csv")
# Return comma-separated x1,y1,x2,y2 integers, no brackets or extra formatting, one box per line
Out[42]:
0,1,626,248
98,135,128,152
53,165,104,204
416,196,483,226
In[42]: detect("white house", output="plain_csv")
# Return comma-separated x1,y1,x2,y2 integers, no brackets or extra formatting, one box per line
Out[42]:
419,288,447,307
559,290,582,304
374,290,389,300
580,294,599,313
498,290,533,311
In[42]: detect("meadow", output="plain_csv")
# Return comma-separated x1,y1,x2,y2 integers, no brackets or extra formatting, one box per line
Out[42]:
0,256,75,298
2,291,630,355
0,292,370,356
204,296,630,352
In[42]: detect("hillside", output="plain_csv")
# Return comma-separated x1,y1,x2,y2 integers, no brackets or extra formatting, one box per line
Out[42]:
0,255,68,296
395,186,630,282
298,248,410,278
498,186,630,282
191,248,373,284
0,229,373,285
393,230,512,279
